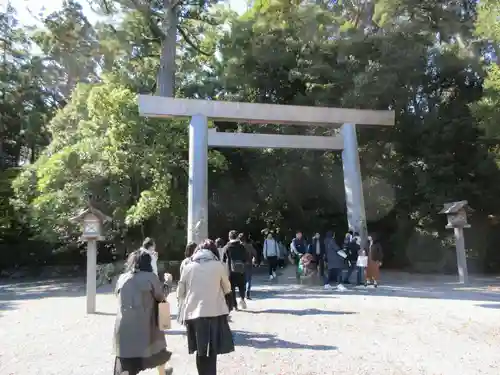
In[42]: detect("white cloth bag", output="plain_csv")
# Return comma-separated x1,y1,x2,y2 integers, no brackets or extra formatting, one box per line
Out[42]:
356,256,368,268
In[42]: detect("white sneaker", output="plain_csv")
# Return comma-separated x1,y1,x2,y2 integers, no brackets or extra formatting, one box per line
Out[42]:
337,284,347,292
239,299,247,309
272,271,277,278
324,284,332,290
269,275,274,281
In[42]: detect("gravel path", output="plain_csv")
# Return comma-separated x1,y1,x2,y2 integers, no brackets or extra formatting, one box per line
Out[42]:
1,268,500,375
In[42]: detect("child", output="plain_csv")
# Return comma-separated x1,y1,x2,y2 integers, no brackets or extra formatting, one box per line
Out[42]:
356,248,368,286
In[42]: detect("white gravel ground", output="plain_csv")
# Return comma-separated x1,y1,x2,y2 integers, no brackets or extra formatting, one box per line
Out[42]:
1,268,500,375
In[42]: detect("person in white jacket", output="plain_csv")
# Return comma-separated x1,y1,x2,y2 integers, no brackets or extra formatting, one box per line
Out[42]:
263,233,279,280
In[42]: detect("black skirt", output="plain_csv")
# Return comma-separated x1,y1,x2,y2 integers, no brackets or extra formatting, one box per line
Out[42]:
185,315,235,356
114,349,172,375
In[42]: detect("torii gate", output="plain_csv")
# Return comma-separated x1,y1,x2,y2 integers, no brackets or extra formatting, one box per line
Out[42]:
138,96,395,246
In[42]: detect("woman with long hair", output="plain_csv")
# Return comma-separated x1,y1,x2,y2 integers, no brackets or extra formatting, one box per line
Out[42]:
366,235,383,287
177,239,234,375
215,237,226,266
113,250,173,375
180,241,198,276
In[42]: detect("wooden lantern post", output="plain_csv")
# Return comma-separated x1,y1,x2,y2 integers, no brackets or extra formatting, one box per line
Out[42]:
438,200,473,284
70,205,111,314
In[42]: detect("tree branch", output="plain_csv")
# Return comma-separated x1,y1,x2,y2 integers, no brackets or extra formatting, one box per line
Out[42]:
129,0,166,40
176,25,212,56
173,0,185,9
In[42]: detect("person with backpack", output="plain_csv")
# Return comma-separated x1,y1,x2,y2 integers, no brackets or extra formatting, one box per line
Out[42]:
222,230,249,310
263,232,279,280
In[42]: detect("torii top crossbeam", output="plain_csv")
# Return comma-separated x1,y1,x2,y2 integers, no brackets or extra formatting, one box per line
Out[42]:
138,95,395,127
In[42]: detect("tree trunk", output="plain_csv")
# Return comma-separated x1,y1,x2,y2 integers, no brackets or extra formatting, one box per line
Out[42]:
156,0,177,97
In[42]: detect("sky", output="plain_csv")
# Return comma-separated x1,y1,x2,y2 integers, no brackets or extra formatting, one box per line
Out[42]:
1,0,248,26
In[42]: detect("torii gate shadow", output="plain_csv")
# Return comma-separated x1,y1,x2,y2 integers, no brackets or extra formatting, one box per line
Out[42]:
231,329,338,351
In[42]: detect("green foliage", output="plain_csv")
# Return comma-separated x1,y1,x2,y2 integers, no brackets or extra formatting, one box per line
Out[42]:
13,80,188,250
3,0,500,273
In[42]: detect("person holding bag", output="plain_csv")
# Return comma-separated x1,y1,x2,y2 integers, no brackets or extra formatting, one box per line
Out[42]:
113,250,173,375
177,239,235,375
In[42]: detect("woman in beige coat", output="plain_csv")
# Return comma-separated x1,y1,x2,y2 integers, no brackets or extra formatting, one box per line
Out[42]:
177,239,234,375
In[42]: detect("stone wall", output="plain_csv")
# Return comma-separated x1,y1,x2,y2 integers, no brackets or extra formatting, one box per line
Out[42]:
0,260,183,285
96,260,182,287
0,265,84,279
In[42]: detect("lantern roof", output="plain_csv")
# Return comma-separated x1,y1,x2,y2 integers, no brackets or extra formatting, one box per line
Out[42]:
438,200,474,215
70,204,111,223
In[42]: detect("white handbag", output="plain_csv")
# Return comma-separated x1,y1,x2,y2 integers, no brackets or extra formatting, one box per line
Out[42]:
356,256,368,268
337,250,347,259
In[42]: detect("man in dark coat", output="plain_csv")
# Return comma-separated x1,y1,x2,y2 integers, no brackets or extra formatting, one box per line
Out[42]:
222,230,249,310
344,231,361,284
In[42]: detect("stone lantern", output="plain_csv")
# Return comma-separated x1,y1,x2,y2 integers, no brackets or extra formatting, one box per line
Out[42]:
70,205,111,314
438,200,473,284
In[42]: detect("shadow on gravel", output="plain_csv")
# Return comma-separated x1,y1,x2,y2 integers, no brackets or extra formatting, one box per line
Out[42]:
259,267,500,303
251,289,337,300
248,308,357,317
0,279,86,303
166,330,186,336
0,300,15,316
0,278,114,304
232,330,338,351
476,303,500,309
93,311,116,316
323,284,500,303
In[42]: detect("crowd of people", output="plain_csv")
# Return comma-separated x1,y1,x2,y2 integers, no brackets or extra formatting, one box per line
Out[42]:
111,229,383,375
288,230,384,290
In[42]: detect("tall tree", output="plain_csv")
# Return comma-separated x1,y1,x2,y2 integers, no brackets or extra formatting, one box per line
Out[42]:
32,0,102,99
91,0,222,96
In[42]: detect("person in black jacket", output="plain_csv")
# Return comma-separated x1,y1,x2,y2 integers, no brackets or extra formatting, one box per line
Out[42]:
344,231,361,284
222,230,249,310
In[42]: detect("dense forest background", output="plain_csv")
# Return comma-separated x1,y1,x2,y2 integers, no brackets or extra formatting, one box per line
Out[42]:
1,0,500,274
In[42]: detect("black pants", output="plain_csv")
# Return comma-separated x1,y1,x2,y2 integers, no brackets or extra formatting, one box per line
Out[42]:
317,257,325,277
344,263,357,283
267,256,278,276
196,354,217,375
229,271,246,306
324,268,343,284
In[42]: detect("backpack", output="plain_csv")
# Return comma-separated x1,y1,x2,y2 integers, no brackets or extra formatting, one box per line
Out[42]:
232,259,246,273
226,242,247,273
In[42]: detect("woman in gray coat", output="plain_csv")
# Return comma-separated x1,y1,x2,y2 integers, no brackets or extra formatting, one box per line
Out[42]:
113,250,173,375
